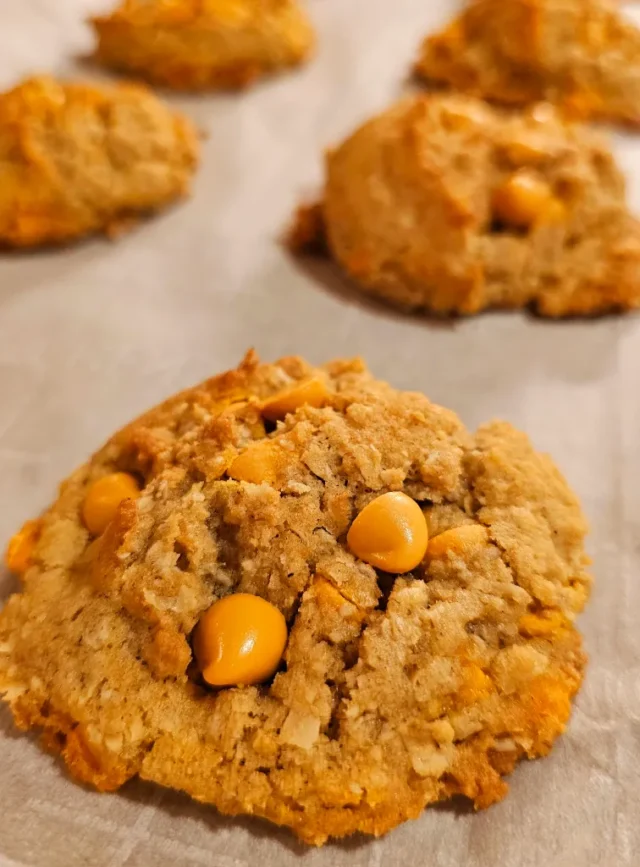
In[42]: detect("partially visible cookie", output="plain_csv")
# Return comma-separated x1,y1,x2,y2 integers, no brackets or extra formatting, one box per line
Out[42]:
289,93,640,316
91,0,314,90
415,0,640,127
0,76,198,248
0,351,591,844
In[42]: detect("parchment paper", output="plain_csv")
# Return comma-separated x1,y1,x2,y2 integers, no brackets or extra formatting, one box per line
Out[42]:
1,2,640,865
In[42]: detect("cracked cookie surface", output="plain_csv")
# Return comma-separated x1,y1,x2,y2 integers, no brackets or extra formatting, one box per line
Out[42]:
415,0,640,127
0,352,591,844
91,0,315,91
290,93,640,316
0,76,198,248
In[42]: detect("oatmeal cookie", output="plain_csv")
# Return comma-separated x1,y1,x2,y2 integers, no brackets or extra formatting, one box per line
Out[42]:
0,76,198,248
0,352,591,844
289,93,640,316
414,0,640,127
91,0,314,91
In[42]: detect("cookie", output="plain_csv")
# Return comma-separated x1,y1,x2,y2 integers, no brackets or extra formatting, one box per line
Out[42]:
414,0,640,127
91,0,314,91
0,76,198,248
0,351,591,844
289,93,640,316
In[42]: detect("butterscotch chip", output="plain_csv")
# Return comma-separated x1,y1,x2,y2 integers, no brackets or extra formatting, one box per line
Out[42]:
415,0,640,128
492,172,564,229
227,439,288,484
4,519,41,575
519,610,569,637
426,524,488,561
291,93,640,317
260,377,329,421
0,352,592,845
91,0,314,91
0,76,198,248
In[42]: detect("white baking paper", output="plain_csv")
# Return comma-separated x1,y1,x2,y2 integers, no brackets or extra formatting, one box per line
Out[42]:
1,1,640,865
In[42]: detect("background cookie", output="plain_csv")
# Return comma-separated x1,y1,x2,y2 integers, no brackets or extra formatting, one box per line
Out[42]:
415,0,640,127
92,0,315,90
0,76,198,247
0,353,591,844
290,94,640,316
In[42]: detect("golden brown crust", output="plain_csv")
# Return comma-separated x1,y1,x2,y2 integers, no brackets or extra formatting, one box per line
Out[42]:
0,76,199,248
297,93,640,317
415,0,640,127
0,352,591,844
285,201,326,254
91,0,315,91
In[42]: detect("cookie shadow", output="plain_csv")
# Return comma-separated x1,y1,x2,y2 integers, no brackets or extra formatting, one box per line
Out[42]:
0,704,29,741
0,568,21,600
0,198,193,304
429,795,476,817
116,778,375,856
291,247,639,327
115,773,476,857
69,52,298,132
287,247,635,387
290,252,459,331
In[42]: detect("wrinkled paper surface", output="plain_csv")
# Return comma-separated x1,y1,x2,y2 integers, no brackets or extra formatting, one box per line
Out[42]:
1,1,640,865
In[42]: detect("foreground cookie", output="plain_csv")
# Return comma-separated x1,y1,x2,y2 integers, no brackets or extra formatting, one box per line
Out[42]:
415,0,640,126
0,352,591,844
289,94,640,316
91,0,314,90
0,76,198,248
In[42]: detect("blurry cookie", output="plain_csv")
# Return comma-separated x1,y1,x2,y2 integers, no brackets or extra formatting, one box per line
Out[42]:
91,0,314,90
290,94,640,316
1,351,591,844
415,0,640,126
0,76,198,248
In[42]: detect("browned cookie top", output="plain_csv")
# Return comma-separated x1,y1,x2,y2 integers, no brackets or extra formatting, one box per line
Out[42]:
0,352,591,844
